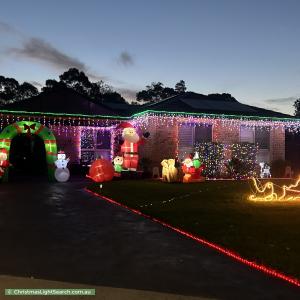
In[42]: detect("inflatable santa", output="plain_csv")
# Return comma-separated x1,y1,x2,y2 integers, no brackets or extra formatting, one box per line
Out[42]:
117,122,149,171
0,148,9,179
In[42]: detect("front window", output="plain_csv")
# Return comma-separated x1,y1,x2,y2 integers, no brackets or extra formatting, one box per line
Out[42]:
80,129,111,165
178,123,212,159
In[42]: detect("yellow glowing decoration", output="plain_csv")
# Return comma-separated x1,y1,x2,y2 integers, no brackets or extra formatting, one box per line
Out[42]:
249,177,300,201
161,159,178,183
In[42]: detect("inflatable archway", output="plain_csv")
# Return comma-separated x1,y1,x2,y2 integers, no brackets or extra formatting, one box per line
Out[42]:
0,121,57,181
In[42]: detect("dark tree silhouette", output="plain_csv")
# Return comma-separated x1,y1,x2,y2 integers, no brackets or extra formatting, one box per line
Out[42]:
42,79,63,92
175,80,187,93
136,82,178,103
42,68,127,104
294,98,300,116
18,82,39,100
59,68,92,95
208,93,237,102
0,76,38,104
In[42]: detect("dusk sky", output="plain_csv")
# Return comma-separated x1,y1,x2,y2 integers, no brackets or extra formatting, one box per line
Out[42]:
1,0,300,114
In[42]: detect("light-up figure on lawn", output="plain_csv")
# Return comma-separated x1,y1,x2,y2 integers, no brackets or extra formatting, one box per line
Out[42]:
54,150,70,182
117,122,149,171
0,148,9,180
259,162,271,178
113,155,123,177
182,153,205,183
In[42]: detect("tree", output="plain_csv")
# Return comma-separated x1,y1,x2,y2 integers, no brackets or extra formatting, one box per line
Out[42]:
208,93,237,102
18,82,39,100
89,80,115,103
294,98,300,116
136,82,177,103
42,79,64,92
0,76,19,103
175,80,186,93
59,68,92,96
0,76,38,104
43,68,127,104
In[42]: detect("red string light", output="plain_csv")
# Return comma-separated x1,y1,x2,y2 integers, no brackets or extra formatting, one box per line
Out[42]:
85,188,300,288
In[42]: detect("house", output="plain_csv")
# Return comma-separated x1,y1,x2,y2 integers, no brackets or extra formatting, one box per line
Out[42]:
0,88,299,179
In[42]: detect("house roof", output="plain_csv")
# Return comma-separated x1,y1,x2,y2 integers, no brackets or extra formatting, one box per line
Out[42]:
1,87,118,117
0,89,295,121
142,92,293,119
102,102,142,116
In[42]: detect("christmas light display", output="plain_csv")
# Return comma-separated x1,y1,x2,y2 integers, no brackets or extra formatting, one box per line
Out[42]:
194,142,224,178
87,158,114,183
0,148,9,180
259,162,271,178
113,156,123,174
161,159,178,182
132,110,300,134
2,108,300,136
0,121,57,181
182,154,205,183
249,177,300,201
195,142,258,179
117,122,149,171
227,143,258,179
0,109,300,180
85,188,300,288
54,150,70,182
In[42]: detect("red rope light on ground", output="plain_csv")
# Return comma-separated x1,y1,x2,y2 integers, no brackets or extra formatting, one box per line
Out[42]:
84,188,300,288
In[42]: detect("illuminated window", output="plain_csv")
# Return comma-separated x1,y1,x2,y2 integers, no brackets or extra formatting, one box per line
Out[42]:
240,125,254,143
240,125,270,162
255,127,270,150
81,129,111,164
178,124,212,159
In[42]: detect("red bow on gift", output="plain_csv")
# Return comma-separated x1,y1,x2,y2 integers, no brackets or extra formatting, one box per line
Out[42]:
24,124,36,136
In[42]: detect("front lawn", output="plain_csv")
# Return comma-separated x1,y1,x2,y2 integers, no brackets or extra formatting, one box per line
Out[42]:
88,179,300,279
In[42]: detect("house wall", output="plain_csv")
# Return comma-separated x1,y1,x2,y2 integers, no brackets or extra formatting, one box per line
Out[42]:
49,121,286,169
212,120,240,143
270,127,285,161
138,122,178,168
138,120,286,172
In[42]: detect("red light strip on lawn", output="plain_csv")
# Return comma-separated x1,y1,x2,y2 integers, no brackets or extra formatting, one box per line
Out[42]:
85,188,300,288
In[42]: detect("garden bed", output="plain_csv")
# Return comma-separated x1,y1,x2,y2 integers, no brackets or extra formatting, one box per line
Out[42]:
88,179,300,279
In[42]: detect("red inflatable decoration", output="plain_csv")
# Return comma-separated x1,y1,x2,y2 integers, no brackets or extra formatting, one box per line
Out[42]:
87,158,114,183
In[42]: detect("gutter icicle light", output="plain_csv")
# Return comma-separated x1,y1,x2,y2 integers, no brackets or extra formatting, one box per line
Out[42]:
1,110,300,134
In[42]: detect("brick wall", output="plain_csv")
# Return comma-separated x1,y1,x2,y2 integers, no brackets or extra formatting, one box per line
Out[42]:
139,121,178,168
270,127,285,161
212,120,240,143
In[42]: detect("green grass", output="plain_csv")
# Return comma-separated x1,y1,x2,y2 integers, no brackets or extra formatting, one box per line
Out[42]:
88,179,300,279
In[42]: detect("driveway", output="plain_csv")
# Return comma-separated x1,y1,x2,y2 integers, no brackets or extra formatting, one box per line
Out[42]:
0,177,299,299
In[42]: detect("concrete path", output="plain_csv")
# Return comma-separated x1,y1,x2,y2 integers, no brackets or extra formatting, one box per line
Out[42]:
0,178,299,299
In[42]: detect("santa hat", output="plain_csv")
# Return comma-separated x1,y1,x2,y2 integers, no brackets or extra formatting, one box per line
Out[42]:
116,122,134,130
58,150,65,154
0,148,8,154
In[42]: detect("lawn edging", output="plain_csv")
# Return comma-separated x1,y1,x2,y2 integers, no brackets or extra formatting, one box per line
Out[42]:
84,187,300,288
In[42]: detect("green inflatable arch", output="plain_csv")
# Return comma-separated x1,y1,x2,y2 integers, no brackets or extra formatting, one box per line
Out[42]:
0,121,57,182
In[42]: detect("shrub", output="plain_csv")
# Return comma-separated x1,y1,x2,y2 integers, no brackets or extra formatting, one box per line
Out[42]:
271,159,290,178
195,142,224,178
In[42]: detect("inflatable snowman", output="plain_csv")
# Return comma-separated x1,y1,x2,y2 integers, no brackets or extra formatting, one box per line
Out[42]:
54,151,70,182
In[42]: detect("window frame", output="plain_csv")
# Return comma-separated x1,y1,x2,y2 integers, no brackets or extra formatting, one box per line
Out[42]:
80,129,111,164
240,125,270,150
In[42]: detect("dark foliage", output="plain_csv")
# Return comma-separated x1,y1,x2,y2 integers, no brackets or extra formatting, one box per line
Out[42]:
294,98,300,116
136,80,187,103
208,93,237,102
0,76,38,104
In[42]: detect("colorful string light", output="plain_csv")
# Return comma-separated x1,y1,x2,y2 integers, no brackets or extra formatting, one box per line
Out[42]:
249,177,300,201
